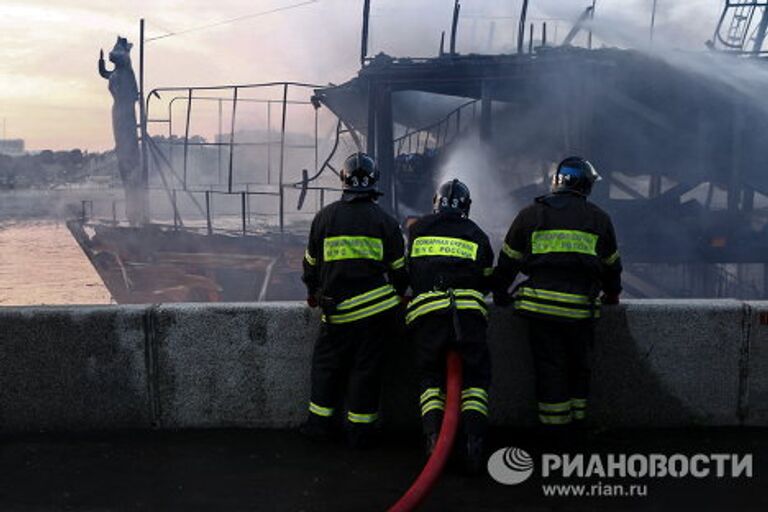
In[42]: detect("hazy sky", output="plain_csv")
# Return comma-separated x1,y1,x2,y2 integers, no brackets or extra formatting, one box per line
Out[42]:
0,0,723,151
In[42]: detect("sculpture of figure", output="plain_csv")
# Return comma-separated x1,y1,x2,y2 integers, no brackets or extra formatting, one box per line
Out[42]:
99,36,147,225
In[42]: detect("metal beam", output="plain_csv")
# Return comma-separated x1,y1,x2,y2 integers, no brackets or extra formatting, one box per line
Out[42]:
517,0,529,54
361,0,371,65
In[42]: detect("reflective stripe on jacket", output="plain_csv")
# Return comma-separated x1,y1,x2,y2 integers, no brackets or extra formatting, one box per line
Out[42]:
322,284,400,324
513,286,600,320
405,288,488,325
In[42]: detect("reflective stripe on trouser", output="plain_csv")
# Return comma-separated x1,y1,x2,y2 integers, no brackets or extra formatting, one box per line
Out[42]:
405,289,487,325
528,317,593,427
420,387,446,416
413,313,491,436
323,284,400,324
347,411,379,424
571,397,587,420
309,309,393,430
308,401,334,418
538,401,572,425
514,286,599,320
461,387,489,416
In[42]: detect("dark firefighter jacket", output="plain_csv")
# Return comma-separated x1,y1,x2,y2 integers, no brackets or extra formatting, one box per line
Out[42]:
302,193,408,324
405,211,494,326
494,192,622,322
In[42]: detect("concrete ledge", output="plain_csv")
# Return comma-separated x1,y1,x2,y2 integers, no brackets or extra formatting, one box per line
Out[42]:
745,301,768,425
0,300,764,432
0,305,150,431
591,300,744,427
153,303,317,429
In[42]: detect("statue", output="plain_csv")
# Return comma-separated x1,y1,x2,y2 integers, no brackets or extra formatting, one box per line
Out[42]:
99,36,148,225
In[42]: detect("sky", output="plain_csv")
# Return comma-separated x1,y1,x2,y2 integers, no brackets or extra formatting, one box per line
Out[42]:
0,0,724,151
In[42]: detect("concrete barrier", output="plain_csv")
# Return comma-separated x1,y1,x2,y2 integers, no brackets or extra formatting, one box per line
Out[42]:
745,301,768,426
591,300,745,427
0,300,763,432
151,303,317,429
0,306,150,431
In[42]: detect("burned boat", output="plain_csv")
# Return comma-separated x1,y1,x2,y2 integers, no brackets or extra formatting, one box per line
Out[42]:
71,1,768,302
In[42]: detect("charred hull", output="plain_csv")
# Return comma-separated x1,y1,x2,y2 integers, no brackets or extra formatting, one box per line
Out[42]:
67,220,306,303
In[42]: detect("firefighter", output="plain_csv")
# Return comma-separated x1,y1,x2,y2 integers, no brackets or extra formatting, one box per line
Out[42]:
493,157,622,435
406,179,494,473
301,152,408,448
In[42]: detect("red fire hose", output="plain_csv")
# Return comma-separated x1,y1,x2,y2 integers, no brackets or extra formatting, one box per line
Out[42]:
388,350,463,512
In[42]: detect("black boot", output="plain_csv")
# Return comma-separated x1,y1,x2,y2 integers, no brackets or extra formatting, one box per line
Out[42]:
347,423,378,449
464,434,485,476
299,415,333,442
424,432,439,457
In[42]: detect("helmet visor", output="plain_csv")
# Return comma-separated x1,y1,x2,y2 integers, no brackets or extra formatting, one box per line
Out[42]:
559,165,602,182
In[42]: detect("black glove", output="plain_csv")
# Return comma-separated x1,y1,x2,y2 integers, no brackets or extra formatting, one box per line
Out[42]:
493,291,513,308
601,293,620,305
306,295,318,308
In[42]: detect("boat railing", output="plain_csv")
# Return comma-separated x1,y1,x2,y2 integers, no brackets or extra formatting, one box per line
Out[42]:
393,99,479,157
144,82,344,233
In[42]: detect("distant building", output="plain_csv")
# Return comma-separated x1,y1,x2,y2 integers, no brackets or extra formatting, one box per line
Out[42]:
0,139,25,156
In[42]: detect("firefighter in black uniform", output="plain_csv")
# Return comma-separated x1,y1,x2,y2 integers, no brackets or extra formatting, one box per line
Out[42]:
406,179,494,472
301,153,408,447
493,157,622,434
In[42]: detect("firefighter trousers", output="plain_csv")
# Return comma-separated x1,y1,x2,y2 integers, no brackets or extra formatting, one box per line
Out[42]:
307,308,397,432
411,311,491,436
527,316,594,427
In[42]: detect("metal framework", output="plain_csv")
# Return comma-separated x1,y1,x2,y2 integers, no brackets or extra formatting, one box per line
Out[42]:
143,82,341,234
711,0,768,54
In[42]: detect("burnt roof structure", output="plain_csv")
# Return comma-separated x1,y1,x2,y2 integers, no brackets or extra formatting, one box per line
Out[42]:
314,2,768,298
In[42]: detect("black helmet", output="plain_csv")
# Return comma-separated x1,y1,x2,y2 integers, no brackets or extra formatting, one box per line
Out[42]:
433,178,472,216
551,157,601,196
340,153,379,193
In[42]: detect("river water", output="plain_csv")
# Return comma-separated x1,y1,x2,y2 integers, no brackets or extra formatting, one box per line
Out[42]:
0,221,112,306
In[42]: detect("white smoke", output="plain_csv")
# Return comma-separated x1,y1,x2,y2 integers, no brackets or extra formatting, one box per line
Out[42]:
437,133,535,239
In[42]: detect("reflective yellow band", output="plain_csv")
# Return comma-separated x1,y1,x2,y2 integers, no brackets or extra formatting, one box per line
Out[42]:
531,230,598,256
347,411,379,424
420,388,445,404
571,398,587,409
421,402,445,415
421,398,445,411
455,300,488,317
323,236,383,262
304,250,317,266
483,267,494,277
390,256,406,270
408,289,485,308
336,284,396,311
518,287,592,305
515,300,596,320
573,410,586,420
502,243,524,260
405,290,487,324
461,401,489,415
408,290,449,307
461,388,489,401
411,236,478,260
456,289,485,301
539,401,572,413
539,414,573,425
406,299,451,324
309,402,334,417
603,250,620,265
326,295,400,324
405,299,487,324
